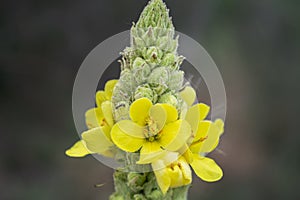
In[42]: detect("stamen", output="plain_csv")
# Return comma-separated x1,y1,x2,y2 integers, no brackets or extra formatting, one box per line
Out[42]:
100,119,108,126
144,117,159,139
192,136,208,146
199,136,208,142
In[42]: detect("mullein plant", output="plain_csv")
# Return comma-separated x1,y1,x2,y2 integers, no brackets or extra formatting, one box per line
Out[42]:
66,0,224,199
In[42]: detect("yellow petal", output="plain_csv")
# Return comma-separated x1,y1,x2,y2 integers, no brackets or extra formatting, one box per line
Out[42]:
159,120,191,151
101,101,114,127
161,104,178,123
130,98,152,126
65,140,91,157
200,120,222,153
104,79,118,100
179,103,188,119
180,86,196,106
178,157,192,185
168,157,192,188
190,154,223,182
208,119,224,152
215,119,224,136
151,151,179,170
185,103,210,140
193,121,211,142
96,91,106,107
137,141,164,164
182,145,194,164
85,108,103,129
189,141,203,154
168,166,184,188
101,123,112,141
111,123,144,152
149,104,167,133
82,127,114,154
152,161,171,194
117,120,145,138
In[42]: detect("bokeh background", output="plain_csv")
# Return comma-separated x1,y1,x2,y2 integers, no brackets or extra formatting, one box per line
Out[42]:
1,0,300,199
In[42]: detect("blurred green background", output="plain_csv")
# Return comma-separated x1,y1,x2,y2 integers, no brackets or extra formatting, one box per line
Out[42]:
1,0,300,199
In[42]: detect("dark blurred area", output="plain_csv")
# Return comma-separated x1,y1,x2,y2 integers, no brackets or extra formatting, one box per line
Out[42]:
1,0,300,199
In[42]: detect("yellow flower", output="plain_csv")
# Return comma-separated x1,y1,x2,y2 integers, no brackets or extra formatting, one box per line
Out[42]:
95,79,118,107
65,80,118,158
183,103,224,182
111,98,192,164
152,152,192,194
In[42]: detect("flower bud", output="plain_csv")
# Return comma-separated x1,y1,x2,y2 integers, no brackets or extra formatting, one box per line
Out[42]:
158,92,178,108
148,67,169,86
132,57,151,85
161,53,175,67
168,70,184,91
134,84,158,102
143,46,162,64
127,173,147,193
149,83,168,96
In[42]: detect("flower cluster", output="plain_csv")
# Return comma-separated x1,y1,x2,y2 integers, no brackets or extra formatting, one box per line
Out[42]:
66,81,224,194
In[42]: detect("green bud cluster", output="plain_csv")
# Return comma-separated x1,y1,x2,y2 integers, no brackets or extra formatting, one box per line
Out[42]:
112,0,186,122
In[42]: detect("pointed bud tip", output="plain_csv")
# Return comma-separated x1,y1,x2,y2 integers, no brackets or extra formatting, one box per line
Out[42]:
135,0,174,29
